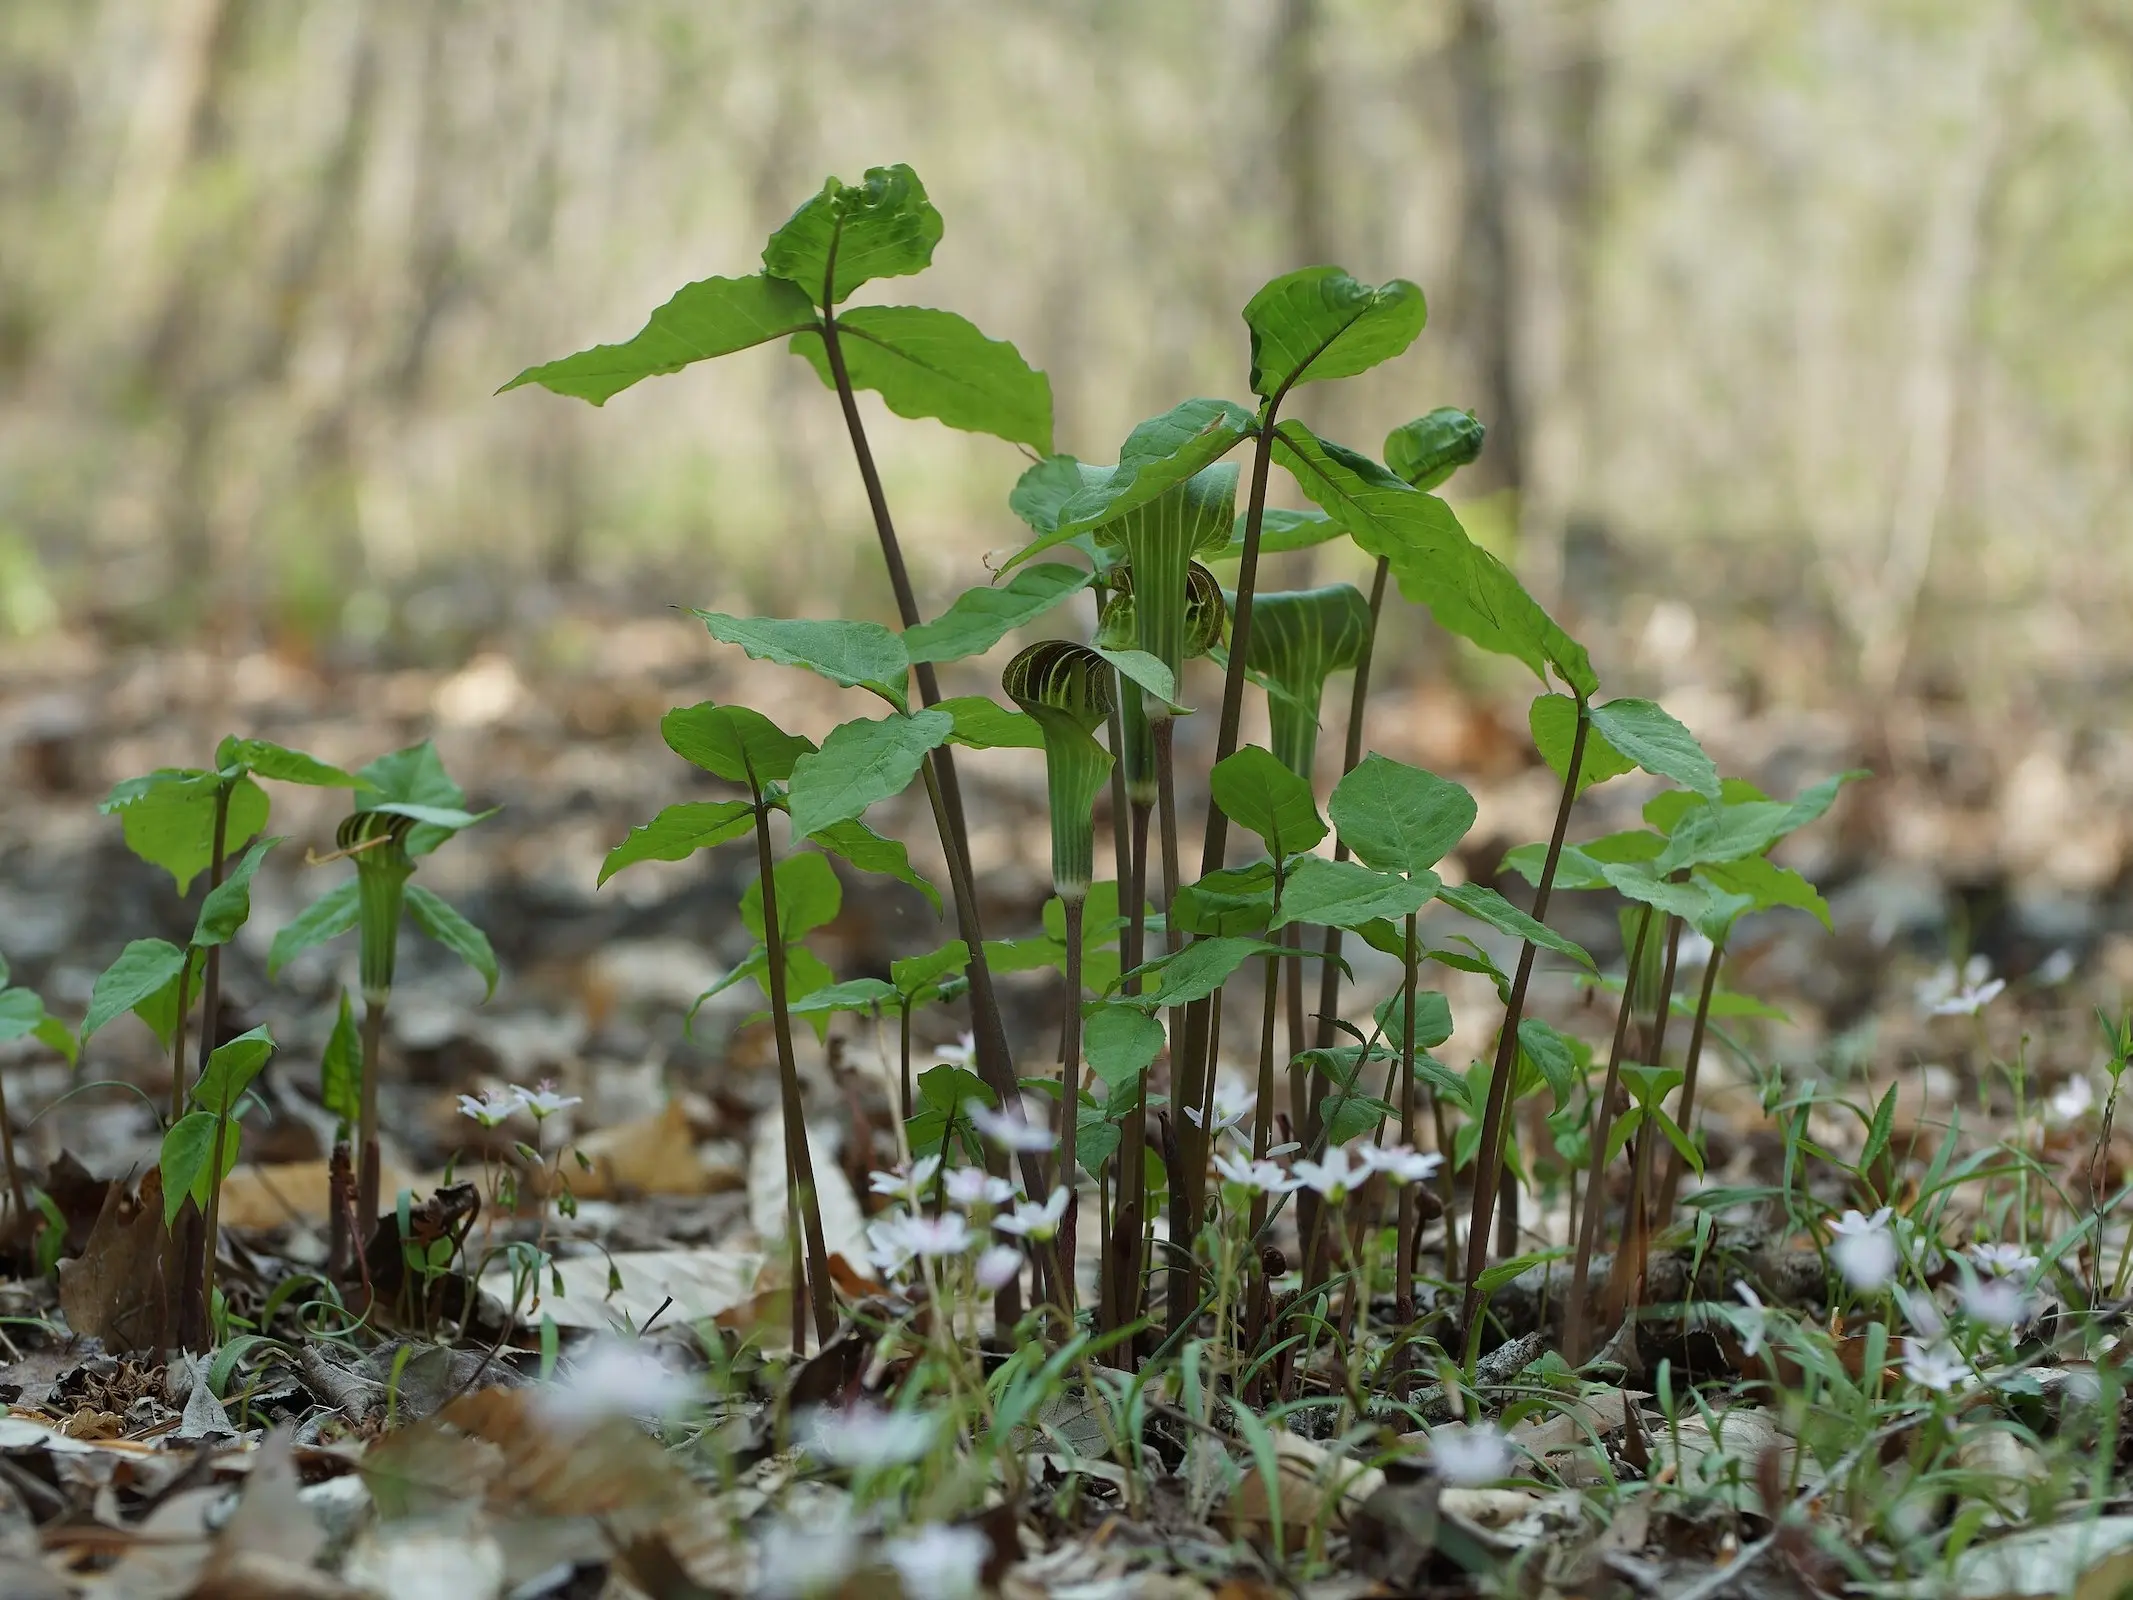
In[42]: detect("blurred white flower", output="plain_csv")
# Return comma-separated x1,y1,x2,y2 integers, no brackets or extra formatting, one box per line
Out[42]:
995,1187,1069,1241
1428,1422,1511,1485
1895,1285,1947,1342
867,1218,916,1276
1264,1140,1302,1158
1212,1151,1302,1194
1828,1208,1896,1290
941,1167,1014,1210
757,1510,858,1598
869,1154,942,1199
1184,1079,1255,1142
457,1088,523,1128
512,1081,582,1120
1732,1281,1767,1357
936,1031,978,1068
1961,1276,2030,1329
1291,1144,1364,1203
965,1100,1057,1153
802,1403,936,1469
2050,1076,2097,1125
535,1338,699,1428
1969,1242,2038,1279
974,1244,1025,1291
883,1524,989,1600
2036,947,2077,987
1919,955,2003,1017
1356,1143,1443,1185
1902,1339,1969,1393
885,1213,976,1258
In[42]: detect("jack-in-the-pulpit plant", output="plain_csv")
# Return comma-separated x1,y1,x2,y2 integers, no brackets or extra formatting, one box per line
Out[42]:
508,160,1850,1405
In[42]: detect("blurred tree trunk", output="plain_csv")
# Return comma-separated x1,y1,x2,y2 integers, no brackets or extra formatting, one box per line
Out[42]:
1449,0,1524,501
1275,0,1332,585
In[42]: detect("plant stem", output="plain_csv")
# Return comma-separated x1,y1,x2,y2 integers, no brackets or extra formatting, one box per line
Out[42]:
1105,801,1153,1345
168,951,195,1122
1313,555,1391,1051
1248,953,1283,1243
817,303,1029,1176
1659,940,1727,1218
177,786,231,1348
1396,912,1420,1321
1607,916,1684,1321
200,1072,237,1329
751,786,838,1347
898,1002,914,1125
1169,410,1282,1336
1058,894,1086,1314
0,1064,26,1238
1461,699,1589,1320
1565,906,1654,1365
356,996,387,1244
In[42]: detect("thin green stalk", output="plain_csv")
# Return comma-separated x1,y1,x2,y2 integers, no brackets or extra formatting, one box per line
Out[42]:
0,1064,26,1237
1396,912,1420,1320
1105,800,1153,1345
816,295,1030,1190
177,788,231,1346
1565,907,1655,1365
1462,699,1589,1320
1248,953,1282,1242
751,782,838,1348
898,1002,914,1125
1059,895,1086,1314
168,950,195,1123
1658,941,1726,1218
1608,916,1684,1317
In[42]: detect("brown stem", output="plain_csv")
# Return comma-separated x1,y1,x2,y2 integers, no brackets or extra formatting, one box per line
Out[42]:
1247,954,1283,1241
1105,801,1154,1346
177,787,232,1346
168,951,195,1123
1057,896,1086,1315
1658,941,1726,1218
751,786,838,1346
355,997,386,1245
1606,917,1684,1326
1461,701,1589,1320
1314,555,1391,1051
1396,912,1420,1321
1564,907,1654,1365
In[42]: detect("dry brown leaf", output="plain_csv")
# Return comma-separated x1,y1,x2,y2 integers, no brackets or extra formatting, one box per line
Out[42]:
437,1388,701,1523
564,1100,733,1199
1507,1389,1648,1458
481,1246,765,1333
216,1160,413,1231
1224,1432,1385,1538
57,1170,178,1354
745,1112,875,1287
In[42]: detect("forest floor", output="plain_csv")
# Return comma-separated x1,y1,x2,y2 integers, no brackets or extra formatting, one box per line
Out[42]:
0,587,2129,1600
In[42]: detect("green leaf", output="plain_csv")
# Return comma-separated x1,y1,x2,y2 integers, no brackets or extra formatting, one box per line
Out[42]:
1007,399,1255,564
192,835,279,949
218,738,354,787
785,978,898,1017
762,164,942,306
1384,408,1486,491
404,885,498,1000
1587,699,1720,799
1214,507,1343,561
891,940,969,999
937,695,1044,749
599,800,757,886
1528,695,1635,796
33,1015,77,1067
500,273,817,405
661,703,815,785
1209,746,1326,857
1084,1005,1165,1099
1007,455,1110,537
0,988,42,1042
1127,936,1340,1010
1244,267,1426,398
792,306,1052,453
809,818,941,913
785,709,954,838
1376,989,1455,1051
161,1111,240,1224
1171,862,1276,937
1476,1248,1567,1298
1093,647,1182,711
103,772,271,896
1516,1018,1582,1108
741,851,844,943
1327,753,1477,876
267,880,361,976
356,742,478,854
1702,855,1831,929
1272,857,1438,930
83,939,188,1043
1434,882,1594,970
322,991,360,1125
693,612,910,709
904,563,1092,665
908,1063,991,1160
1323,1092,1397,1146
190,1025,275,1114
1597,863,1719,926
1077,1102,1121,1179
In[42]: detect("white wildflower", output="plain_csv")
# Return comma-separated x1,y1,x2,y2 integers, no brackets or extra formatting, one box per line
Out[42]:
974,1244,1025,1291
535,1339,699,1428
883,1524,989,1600
965,1099,1057,1153
1428,1422,1512,1485
1212,1150,1302,1195
1961,1276,2030,1329
757,1511,858,1598
512,1081,583,1120
1895,1285,1947,1342
867,1218,916,1277
1184,1079,1256,1142
457,1088,523,1127
995,1187,1069,1241
941,1167,1014,1210
1902,1339,1970,1393
1968,1242,2038,1279
1732,1281,1767,1358
1920,955,2004,1017
1828,1208,1896,1290
1291,1144,1365,1203
2036,947,2077,987
885,1213,975,1258
1356,1143,1444,1185
2049,1076,2097,1125
801,1403,936,1469
868,1154,943,1199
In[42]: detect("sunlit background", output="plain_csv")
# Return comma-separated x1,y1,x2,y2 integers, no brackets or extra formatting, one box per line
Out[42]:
3,0,2129,709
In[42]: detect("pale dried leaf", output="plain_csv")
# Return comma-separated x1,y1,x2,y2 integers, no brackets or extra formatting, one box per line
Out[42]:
746,1112,875,1284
